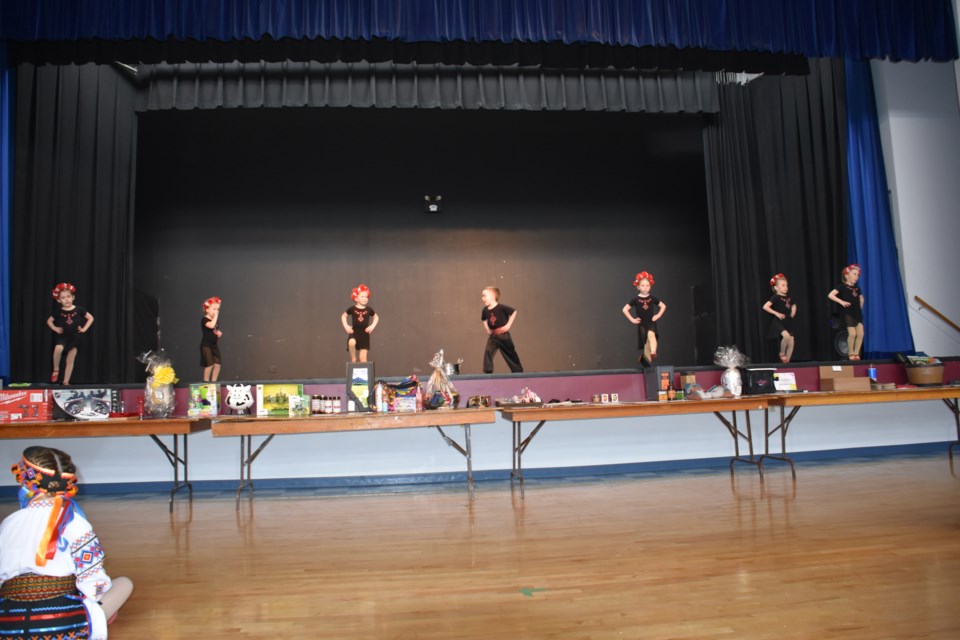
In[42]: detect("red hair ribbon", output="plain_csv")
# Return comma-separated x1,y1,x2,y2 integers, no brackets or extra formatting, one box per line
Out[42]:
633,271,654,287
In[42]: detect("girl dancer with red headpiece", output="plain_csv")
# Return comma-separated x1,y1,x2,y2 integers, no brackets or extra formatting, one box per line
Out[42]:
201,296,223,381
341,284,378,363
763,273,797,363
46,282,94,385
0,446,133,639
622,271,667,367
828,264,865,360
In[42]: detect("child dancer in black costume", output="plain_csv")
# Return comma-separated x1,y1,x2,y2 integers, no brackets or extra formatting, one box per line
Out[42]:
480,286,523,373
200,296,223,381
622,271,666,366
828,264,865,360
46,282,94,385
341,284,378,363
762,273,797,363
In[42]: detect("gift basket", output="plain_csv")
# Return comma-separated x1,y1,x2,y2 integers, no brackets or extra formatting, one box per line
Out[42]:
714,346,748,397
423,349,460,410
138,350,179,418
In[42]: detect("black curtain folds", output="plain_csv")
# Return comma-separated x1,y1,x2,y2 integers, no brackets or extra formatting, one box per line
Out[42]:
703,59,848,363
9,38,810,76
134,61,719,113
11,63,138,384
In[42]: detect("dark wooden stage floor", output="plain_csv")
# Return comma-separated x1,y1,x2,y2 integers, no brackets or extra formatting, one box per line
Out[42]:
4,454,959,639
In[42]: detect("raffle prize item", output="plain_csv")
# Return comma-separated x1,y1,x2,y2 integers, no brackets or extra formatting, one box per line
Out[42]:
138,350,179,418
347,363,374,411
256,384,304,417
384,376,422,413
52,388,119,421
714,346,748,397
904,357,943,386
466,395,491,409
0,389,52,422
496,387,542,407
224,384,254,415
740,368,776,395
424,349,461,410
644,365,674,402
188,383,219,417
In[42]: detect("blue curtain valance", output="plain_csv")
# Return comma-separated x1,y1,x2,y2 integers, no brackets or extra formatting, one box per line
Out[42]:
3,0,957,62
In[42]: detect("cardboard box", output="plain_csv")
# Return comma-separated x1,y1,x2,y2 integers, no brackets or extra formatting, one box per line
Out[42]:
819,365,854,379
188,383,219,417
0,389,52,422
821,377,872,392
256,383,304,417
52,388,119,421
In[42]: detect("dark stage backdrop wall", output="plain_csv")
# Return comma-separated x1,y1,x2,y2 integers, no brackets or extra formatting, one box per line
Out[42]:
134,107,710,380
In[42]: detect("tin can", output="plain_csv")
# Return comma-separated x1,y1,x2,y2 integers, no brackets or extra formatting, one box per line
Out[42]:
867,366,877,380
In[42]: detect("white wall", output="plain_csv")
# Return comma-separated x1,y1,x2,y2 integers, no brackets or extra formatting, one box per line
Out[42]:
1,400,954,488
873,57,960,357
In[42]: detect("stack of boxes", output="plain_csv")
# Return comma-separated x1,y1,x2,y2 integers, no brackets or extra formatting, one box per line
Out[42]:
818,365,871,392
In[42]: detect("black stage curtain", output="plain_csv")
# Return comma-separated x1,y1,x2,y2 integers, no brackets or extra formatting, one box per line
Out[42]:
702,59,848,363
10,63,138,384
134,61,719,113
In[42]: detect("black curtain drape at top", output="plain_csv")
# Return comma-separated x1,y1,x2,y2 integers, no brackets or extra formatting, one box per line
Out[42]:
702,58,848,363
134,61,719,113
11,63,138,384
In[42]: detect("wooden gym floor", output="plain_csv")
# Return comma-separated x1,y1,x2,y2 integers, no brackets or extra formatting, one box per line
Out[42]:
3,453,959,639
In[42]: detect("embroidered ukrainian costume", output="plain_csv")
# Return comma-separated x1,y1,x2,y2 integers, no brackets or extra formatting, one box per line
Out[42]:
0,457,112,639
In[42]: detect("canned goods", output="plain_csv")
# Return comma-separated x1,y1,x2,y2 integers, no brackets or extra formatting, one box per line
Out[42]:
867,366,877,380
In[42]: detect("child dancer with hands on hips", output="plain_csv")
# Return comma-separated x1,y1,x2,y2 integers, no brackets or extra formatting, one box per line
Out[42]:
622,271,666,366
47,282,94,385
342,284,378,363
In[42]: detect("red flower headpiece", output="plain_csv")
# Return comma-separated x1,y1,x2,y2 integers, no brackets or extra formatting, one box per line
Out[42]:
633,271,654,287
770,273,787,286
203,296,222,310
352,284,371,301
843,264,861,276
52,282,76,299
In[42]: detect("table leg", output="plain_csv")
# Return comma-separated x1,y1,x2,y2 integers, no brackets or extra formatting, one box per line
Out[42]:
945,399,960,461
758,405,797,480
511,420,546,499
434,424,475,502
236,434,275,507
148,434,193,512
714,410,764,482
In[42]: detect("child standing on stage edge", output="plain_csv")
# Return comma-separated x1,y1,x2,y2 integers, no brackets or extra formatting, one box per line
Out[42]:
342,284,378,363
0,446,133,640
828,264,865,360
201,297,223,381
763,273,797,363
47,282,94,385
622,271,666,366
481,287,523,373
